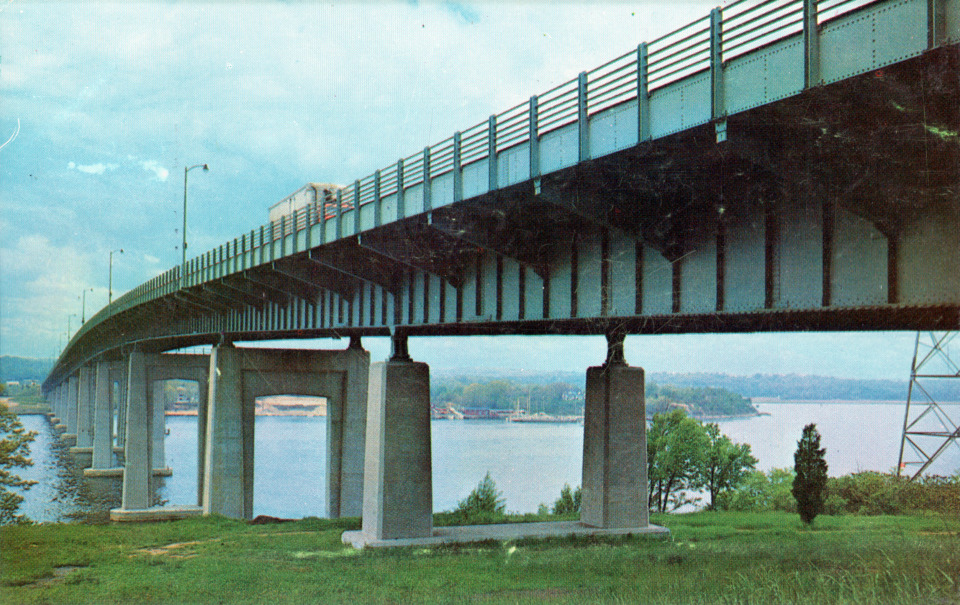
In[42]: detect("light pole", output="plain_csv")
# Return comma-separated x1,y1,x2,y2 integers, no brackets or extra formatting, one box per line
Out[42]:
67,313,77,340
109,248,124,313
80,287,94,323
181,163,209,288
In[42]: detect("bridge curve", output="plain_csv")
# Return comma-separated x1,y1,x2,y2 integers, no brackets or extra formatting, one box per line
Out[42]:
50,0,960,388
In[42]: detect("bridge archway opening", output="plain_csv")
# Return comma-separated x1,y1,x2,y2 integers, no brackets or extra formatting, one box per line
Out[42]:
252,394,327,519
154,378,201,507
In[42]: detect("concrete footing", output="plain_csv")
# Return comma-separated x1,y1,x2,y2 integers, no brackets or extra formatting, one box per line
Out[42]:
84,467,171,478
342,520,669,549
109,505,203,522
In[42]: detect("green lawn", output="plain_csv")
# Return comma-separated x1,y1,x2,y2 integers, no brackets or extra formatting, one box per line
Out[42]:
3,512,959,604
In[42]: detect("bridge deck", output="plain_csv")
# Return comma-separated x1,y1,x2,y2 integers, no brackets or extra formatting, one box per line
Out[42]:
48,0,960,387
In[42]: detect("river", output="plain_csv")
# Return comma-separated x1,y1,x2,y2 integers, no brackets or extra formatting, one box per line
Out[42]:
15,401,960,522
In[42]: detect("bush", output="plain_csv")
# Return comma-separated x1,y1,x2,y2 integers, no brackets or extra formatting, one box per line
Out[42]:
719,468,796,513
450,472,506,524
552,484,581,515
827,472,960,515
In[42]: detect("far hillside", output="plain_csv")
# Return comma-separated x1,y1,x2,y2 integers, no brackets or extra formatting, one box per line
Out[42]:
0,356,54,384
432,369,960,402
432,376,757,418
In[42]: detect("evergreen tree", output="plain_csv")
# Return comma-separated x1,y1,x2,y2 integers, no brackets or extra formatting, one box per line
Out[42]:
0,403,37,525
456,472,505,516
792,423,828,524
552,483,581,514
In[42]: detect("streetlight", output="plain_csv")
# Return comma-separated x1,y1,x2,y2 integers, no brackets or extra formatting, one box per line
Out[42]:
181,163,209,288
80,287,94,323
66,313,77,340
109,248,124,312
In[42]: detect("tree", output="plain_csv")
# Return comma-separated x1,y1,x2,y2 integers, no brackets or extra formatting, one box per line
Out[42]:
552,483,581,514
792,423,829,524
647,409,708,512
701,422,758,509
0,403,37,525
455,472,505,521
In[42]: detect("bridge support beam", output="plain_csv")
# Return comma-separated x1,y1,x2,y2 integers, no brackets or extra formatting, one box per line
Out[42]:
357,344,433,541
581,333,648,529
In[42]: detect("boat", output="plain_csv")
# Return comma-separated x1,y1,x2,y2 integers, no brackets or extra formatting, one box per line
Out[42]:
507,411,582,424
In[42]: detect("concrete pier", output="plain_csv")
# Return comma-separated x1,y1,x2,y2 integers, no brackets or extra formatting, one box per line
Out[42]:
120,351,152,510
91,361,114,469
202,344,249,519
75,364,95,449
350,335,433,543
581,333,650,529
62,374,79,447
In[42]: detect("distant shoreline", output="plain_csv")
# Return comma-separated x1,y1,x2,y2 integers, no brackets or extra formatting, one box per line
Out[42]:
751,398,960,405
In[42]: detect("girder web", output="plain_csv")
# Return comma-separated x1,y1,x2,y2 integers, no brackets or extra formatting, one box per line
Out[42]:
898,331,960,480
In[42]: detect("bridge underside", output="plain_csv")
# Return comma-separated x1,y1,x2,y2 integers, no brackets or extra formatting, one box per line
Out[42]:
47,44,959,386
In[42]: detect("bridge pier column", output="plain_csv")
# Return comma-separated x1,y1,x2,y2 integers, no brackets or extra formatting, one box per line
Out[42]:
150,382,167,471
358,335,433,541
113,364,128,449
202,344,253,519
581,332,648,529
70,365,96,467
63,374,79,446
121,351,153,510
91,361,114,469
52,384,66,430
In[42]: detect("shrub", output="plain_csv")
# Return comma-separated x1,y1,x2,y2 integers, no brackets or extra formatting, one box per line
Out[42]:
719,468,796,513
552,484,581,515
451,472,506,524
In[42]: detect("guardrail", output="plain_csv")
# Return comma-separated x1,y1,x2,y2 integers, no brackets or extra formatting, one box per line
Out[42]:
61,0,915,364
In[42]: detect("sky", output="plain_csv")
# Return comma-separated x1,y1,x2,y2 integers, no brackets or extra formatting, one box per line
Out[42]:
0,1,941,380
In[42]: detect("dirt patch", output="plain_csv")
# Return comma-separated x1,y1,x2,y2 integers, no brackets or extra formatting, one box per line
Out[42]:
137,540,205,558
29,565,85,588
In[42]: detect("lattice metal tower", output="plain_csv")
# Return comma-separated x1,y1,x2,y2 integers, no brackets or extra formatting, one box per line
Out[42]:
898,332,960,480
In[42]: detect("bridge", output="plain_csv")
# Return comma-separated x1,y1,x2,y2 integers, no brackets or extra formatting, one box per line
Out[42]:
42,0,959,546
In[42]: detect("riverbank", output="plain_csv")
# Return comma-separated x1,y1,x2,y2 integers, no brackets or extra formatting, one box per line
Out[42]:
3,511,958,603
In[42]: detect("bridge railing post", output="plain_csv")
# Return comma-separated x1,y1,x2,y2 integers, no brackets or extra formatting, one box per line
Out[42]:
578,71,589,162
453,131,462,203
354,179,361,236
335,189,343,241
710,7,726,141
397,158,406,219
928,0,947,49
374,169,382,228
804,0,821,88
528,95,539,181
487,115,498,191
422,146,432,213
638,43,650,143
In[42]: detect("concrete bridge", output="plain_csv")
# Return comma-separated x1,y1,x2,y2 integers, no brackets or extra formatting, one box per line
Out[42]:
43,0,959,546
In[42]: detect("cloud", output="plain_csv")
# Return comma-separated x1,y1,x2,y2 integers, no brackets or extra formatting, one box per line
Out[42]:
140,160,169,181
68,161,118,175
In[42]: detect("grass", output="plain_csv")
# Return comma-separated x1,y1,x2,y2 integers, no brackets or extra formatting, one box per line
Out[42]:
2,511,960,603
